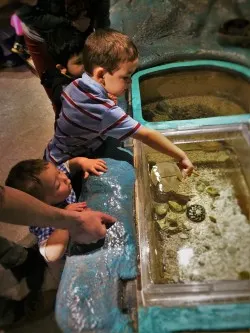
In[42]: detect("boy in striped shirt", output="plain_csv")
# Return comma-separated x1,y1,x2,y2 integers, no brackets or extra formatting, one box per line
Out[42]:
45,29,194,177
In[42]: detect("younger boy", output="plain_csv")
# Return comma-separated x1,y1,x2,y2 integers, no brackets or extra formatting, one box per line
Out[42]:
45,29,194,176
5,157,107,262
41,24,87,120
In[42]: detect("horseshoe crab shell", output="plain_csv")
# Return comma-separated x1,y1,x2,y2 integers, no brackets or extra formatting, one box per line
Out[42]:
150,161,182,193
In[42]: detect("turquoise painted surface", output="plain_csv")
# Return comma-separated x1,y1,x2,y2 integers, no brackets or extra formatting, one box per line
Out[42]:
55,159,136,333
131,60,250,130
111,0,250,70
139,304,250,332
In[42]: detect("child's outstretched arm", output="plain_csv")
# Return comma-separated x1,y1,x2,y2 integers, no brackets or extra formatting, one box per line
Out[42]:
68,157,108,178
133,127,194,177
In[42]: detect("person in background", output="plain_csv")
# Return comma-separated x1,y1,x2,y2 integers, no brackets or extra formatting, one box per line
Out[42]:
16,0,110,103
42,23,86,121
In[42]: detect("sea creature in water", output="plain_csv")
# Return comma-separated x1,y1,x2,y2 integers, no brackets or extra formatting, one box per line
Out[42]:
187,204,206,222
156,217,168,231
168,200,187,213
153,188,192,204
206,186,220,197
154,203,169,216
196,181,206,192
150,161,183,193
166,218,180,235
209,216,217,223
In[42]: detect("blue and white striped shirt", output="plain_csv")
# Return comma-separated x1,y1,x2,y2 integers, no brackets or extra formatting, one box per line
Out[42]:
45,73,141,164
29,162,77,244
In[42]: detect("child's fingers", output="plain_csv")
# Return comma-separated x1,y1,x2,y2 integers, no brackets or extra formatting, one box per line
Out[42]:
181,169,188,179
90,168,102,176
72,204,88,212
182,167,193,177
96,159,106,165
193,169,199,176
83,171,89,179
96,162,108,170
78,202,88,208
75,207,85,212
96,165,108,172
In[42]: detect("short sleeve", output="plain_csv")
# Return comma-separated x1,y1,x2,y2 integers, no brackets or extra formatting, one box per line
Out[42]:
29,226,55,244
100,105,141,141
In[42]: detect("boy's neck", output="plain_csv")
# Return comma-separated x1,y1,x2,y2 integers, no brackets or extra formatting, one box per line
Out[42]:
85,72,118,104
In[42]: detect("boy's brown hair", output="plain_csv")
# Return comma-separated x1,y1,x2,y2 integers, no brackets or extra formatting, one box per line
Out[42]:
5,159,49,201
83,28,138,75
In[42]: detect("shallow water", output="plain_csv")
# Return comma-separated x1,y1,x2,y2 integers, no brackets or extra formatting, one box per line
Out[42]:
140,69,250,122
143,95,246,122
147,141,250,284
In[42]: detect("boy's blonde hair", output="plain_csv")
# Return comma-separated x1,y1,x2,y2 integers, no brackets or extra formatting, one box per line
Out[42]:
83,29,138,75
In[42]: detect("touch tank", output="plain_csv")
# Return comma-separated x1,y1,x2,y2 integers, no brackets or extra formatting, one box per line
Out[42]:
131,60,250,130
134,124,250,307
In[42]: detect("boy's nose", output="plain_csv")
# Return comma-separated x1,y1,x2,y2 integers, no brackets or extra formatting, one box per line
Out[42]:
61,173,70,184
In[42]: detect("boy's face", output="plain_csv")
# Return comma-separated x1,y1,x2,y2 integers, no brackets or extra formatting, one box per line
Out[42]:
102,58,138,97
58,54,84,78
39,163,72,205
67,54,85,78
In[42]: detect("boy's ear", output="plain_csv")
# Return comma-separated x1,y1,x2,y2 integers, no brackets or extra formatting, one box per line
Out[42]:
56,64,67,75
93,67,106,85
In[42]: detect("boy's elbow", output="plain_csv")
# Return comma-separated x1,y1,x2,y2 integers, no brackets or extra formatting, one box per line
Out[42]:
133,127,153,144
43,242,67,262
44,248,65,262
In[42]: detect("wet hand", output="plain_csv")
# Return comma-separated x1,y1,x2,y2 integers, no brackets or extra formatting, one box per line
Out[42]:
177,156,194,178
70,210,117,244
79,158,108,178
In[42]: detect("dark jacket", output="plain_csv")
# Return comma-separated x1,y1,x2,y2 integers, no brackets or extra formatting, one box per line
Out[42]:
17,0,110,38
41,68,73,120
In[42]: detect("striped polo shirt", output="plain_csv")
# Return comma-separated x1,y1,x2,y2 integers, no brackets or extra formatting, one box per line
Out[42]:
45,73,141,164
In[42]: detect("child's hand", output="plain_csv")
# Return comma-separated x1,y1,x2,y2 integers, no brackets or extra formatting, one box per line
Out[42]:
65,202,88,212
80,158,108,179
177,156,194,178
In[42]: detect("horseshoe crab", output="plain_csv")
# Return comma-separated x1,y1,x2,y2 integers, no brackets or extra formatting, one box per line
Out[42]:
150,161,183,193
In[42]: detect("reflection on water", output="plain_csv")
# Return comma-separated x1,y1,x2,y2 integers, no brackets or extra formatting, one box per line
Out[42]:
147,141,250,284
178,248,194,267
